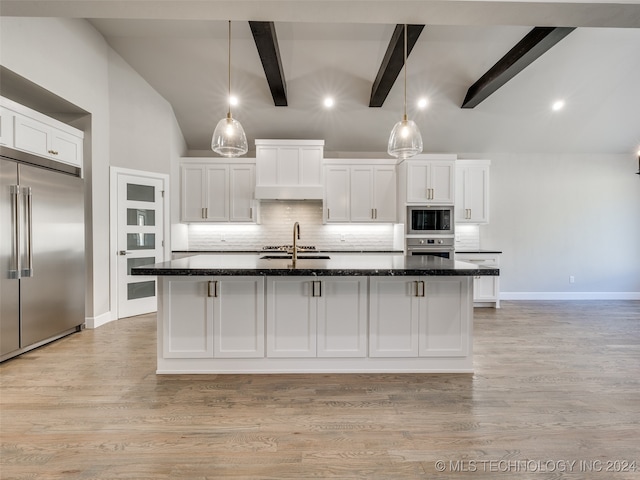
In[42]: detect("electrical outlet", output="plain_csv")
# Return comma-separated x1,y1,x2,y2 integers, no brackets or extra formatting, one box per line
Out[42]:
569,275,575,284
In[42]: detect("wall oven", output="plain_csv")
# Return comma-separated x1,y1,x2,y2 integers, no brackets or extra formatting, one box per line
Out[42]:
406,205,454,235
406,237,455,259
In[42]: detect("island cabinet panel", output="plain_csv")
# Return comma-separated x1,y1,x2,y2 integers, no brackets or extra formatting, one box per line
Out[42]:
369,276,471,358
419,278,471,357
266,277,368,358
266,277,317,357
162,277,214,358
160,276,265,359
317,277,368,357
369,277,420,357
213,277,265,358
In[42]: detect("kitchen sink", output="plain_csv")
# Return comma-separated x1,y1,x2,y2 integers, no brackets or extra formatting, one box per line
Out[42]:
260,255,331,260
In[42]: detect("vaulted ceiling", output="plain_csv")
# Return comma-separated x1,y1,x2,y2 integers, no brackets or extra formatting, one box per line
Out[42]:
2,0,640,155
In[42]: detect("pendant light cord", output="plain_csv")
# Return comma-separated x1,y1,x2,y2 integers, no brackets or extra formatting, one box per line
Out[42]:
403,24,408,121
227,20,232,118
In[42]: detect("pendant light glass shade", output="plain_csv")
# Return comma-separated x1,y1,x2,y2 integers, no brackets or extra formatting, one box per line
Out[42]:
388,25,423,159
388,115,423,159
212,21,248,157
212,113,248,157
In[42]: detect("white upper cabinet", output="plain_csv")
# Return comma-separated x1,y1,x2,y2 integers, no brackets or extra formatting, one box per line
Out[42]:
1,97,84,169
255,139,324,199
324,160,396,223
397,155,456,205
180,159,255,223
406,160,455,204
324,165,351,222
0,106,14,147
455,160,490,224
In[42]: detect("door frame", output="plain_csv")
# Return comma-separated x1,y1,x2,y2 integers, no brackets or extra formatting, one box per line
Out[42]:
110,167,170,321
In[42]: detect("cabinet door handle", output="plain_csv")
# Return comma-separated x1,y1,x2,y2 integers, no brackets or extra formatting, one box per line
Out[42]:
312,280,322,297
47,149,59,155
374,208,378,219
327,208,330,220
208,280,218,297
414,281,425,297
249,207,253,219
371,208,375,219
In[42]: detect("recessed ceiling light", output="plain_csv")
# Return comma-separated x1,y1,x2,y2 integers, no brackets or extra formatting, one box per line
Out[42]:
417,97,429,109
323,97,335,108
229,95,239,106
552,100,565,111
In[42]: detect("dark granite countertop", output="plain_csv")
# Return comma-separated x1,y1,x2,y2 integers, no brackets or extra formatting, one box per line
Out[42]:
133,253,499,277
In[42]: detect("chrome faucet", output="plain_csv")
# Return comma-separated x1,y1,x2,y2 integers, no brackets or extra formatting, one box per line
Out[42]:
292,222,300,263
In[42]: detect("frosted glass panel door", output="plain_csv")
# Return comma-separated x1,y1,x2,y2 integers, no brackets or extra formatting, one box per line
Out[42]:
117,174,164,318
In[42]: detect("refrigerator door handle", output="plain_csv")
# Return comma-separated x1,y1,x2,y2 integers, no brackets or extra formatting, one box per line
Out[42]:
9,185,20,279
23,186,34,277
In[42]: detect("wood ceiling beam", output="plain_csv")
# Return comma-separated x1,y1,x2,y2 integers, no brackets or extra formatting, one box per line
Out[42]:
249,21,288,106
369,24,425,108
461,26,575,109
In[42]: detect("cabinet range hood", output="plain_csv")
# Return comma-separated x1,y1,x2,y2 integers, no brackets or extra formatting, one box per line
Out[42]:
254,139,324,200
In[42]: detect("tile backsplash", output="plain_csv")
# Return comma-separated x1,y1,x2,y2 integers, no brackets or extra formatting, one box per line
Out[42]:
187,200,398,251
454,224,481,250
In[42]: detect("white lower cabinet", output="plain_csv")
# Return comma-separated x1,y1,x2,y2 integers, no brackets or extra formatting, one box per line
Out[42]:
455,253,501,308
317,277,368,357
266,276,368,358
158,274,474,372
369,277,420,357
161,276,264,359
370,276,471,358
419,278,470,357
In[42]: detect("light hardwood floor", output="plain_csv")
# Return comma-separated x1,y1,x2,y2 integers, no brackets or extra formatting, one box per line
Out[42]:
1,301,639,479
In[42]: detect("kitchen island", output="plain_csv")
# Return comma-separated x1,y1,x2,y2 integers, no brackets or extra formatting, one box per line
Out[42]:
133,253,498,374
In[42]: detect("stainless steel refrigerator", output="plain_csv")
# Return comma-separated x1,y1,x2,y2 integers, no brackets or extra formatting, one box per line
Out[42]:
1,147,85,362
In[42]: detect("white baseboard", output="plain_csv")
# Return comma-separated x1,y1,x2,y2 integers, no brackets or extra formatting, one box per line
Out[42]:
85,311,113,329
500,292,640,301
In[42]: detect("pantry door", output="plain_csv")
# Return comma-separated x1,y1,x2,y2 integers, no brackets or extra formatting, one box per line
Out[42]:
112,168,169,319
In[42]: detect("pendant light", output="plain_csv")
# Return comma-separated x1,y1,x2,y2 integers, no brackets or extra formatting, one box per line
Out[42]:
388,24,423,159
212,20,248,157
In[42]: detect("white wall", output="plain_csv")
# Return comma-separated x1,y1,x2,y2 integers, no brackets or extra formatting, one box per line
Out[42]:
1,17,186,326
477,153,640,297
108,49,185,174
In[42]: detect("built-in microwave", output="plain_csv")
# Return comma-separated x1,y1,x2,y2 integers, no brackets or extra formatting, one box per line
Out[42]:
406,205,454,235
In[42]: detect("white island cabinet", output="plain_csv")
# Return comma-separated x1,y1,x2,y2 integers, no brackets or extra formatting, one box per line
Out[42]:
369,277,471,358
266,277,367,358
160,276,264,359
141,253,497,374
